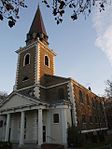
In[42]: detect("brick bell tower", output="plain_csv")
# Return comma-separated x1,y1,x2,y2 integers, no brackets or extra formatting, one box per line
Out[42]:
15,6,56,98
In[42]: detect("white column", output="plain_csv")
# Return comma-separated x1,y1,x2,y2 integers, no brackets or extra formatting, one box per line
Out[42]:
34,111,38,143
61,109,68,145
5,113,10,142
19,111,25,146
38,108,43,146
47,110,51,143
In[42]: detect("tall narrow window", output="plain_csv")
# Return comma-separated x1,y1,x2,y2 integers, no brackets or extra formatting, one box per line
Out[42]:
86,94,90,105
23,53,30,66
82,115,86,123
79,90,84,103
53,114,59,123
92,98,95,107
0,120,3,127
45,55,49,67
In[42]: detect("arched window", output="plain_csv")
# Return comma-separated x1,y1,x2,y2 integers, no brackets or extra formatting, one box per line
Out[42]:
92,98,95,107
79,90,84,103
58,88,65,100
86,94,90,105
53,114,59,123
45,55,49,67
23,53,30,66
82,115,86,123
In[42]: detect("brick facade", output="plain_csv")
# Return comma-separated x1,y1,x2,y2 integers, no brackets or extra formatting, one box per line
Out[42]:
16,47,36,90
72,81,106,131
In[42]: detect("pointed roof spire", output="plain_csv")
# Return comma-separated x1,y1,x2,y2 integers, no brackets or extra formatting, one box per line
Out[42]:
26,5,48,45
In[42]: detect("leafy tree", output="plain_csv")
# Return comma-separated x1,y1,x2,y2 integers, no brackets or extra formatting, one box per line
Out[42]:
42,0,106,24
0,0,27,27
0,0,110,27
105,79,112,98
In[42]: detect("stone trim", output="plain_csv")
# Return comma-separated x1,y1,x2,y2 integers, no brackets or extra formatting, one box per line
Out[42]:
34,45,38,83
34,86,40,99
37,44,41,82
49,104,70,110
15,52,20,90
0,104,48,115
67,81,78,126
53,56,55,75
16,84,36,91
15,81,69,91
40,81,70,89
81,127,108,133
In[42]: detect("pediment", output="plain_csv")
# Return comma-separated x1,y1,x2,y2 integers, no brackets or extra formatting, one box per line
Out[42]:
0,93,37,110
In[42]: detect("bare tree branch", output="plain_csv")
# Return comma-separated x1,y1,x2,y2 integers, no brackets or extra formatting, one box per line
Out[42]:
0,0,110,27
42,0,107,24
105,79,112,98
0,0,27,27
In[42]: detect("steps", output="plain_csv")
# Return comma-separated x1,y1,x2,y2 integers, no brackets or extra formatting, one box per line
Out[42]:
12,143,39,149
41,143,65,149
12,143,65,149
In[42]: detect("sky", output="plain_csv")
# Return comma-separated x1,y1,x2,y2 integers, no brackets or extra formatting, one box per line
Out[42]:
0,0,112,96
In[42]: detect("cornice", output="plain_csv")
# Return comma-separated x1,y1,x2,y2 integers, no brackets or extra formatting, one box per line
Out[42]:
15,41,38,54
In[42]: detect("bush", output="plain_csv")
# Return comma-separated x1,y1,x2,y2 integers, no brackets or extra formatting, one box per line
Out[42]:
67,125,83,147
0,141,12,149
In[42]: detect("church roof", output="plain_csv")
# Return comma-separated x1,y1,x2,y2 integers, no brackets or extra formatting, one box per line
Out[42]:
29,5,48,37
44,74,70,87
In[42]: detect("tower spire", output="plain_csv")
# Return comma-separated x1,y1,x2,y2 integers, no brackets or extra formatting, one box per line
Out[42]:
26,6,48,45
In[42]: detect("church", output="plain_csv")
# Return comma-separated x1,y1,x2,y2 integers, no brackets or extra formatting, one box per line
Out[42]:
0,6,108,148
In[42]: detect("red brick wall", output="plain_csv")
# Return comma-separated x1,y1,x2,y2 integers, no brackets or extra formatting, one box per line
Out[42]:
39,43,54,85
72,82,106,130
17,47,36,90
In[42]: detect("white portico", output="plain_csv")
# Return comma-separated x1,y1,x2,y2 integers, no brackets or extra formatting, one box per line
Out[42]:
0,91,71,147
0,92,49,147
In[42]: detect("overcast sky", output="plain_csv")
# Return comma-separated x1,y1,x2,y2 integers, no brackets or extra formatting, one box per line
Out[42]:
0,0,112,96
